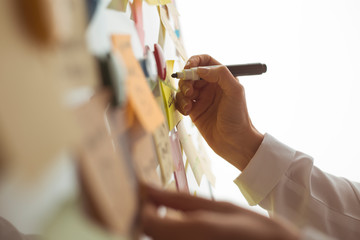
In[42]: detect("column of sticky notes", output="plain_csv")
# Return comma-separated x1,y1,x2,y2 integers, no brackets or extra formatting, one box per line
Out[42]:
0,0,215,239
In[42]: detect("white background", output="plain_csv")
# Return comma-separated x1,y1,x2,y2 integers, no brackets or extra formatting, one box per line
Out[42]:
176,0,360,211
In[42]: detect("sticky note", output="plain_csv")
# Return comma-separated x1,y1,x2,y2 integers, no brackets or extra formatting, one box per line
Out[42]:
107,105,135,181
76,90,137,235
197,134,216,187
159,60,182,131
153,122,174,185
177,120,204,186
128,118,162,187
130,0,145,52
145,0,171,5
52,0,100,92
112,35,164,133
158,6,187,61
108,52,127,106
170,129,189,193
107,0,128,12
167,3,181,37
156,6,166,49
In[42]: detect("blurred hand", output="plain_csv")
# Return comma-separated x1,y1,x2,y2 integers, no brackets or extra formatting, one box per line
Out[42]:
176,54,263,170
140,186,300,240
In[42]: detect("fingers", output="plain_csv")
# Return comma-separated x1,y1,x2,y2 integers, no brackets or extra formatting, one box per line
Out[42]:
175,91,192,115
185,54,221,69
142,185,242,214
178,80,194,97
176,79,201,115
141,203,208,240
197,65,240,95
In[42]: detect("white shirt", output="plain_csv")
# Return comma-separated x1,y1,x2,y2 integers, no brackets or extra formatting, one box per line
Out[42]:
234,133,360,240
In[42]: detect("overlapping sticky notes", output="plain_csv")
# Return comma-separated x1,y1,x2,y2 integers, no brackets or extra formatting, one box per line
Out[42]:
153,122,174,185
159,60,182,131
170,129,189,193
128,118,162,187
130,0,145,52
75,90,137,236
112,34,164,133
107,0,128,12
167,3,181,38
197,133,216,187
145,0,171,5
158,6,187,61
177,120,204,186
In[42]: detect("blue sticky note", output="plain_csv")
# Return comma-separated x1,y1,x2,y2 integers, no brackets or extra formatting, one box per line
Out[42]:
175,29,180,39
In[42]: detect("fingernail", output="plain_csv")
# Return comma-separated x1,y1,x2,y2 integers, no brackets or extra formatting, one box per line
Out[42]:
182,99,190,112
182,86,191,97
197,67,210,74
185,60,191,66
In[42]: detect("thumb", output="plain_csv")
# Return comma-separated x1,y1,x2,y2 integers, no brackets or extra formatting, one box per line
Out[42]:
197,65,238,94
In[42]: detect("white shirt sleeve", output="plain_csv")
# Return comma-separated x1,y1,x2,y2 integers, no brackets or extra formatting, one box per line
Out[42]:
234,133,360,240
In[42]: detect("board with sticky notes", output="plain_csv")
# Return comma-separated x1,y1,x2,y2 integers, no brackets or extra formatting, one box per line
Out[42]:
0,0,216,239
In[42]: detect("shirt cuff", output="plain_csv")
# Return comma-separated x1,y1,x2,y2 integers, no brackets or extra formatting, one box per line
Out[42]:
234,133,296,206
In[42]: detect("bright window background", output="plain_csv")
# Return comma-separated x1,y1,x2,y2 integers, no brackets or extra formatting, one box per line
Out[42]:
176,0,360,210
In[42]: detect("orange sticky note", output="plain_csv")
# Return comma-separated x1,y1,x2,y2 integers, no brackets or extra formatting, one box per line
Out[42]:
112,35,164,133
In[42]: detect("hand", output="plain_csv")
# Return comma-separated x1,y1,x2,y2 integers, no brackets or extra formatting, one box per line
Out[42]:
140,186,300,240
176,54,263,170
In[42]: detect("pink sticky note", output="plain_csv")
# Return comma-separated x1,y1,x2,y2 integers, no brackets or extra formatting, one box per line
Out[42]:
170,129,189,193
130,0,145,52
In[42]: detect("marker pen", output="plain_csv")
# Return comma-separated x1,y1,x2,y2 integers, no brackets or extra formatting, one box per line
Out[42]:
171,63,267,80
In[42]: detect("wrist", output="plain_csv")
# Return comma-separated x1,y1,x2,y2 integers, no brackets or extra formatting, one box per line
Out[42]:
230,127,264,171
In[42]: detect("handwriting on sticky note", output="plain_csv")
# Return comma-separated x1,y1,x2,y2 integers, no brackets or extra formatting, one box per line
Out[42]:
160,60,182,131
112,35,164,133
76,91,136,235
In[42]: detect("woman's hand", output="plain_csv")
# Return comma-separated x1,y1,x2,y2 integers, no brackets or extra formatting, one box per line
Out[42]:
176,54,263,170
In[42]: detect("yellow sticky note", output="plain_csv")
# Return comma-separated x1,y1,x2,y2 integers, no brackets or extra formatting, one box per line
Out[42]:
160,60,182,131
108,0,128,12
157,7,166,49
146,0,171,5
112,35,164,133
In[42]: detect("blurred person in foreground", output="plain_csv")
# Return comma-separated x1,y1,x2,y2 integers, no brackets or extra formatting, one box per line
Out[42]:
140,54,360,240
